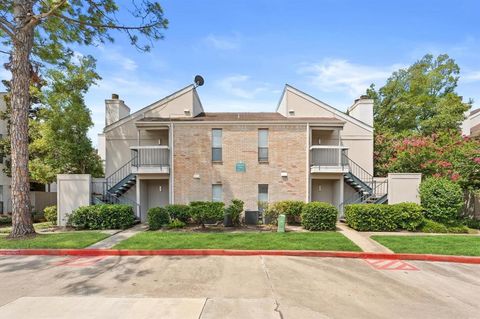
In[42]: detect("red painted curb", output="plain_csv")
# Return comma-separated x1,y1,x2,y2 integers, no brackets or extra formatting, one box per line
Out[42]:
1,249,480,264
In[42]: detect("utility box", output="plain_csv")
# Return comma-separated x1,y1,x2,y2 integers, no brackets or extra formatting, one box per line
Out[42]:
277,214,286,232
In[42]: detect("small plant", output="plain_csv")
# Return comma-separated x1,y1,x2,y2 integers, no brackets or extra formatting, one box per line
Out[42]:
165,204,191,223
190,201,225,227
224,199,244,226
168,218,186,229
301,202,338,231
147,207,170,230
265,200,305,225
419,177,464,224
44,205,57,225
0,215,12,225
420,219,448,233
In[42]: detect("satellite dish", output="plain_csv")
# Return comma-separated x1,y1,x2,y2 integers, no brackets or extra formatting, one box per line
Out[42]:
194,75,205,87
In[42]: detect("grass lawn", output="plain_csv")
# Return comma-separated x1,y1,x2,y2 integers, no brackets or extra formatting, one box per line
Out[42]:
0,231,110,249
114,231,361,251
0,222,53,234
372,235,480,256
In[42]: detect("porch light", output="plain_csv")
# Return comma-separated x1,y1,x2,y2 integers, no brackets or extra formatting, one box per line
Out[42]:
193,173,200,179
281,171,288,177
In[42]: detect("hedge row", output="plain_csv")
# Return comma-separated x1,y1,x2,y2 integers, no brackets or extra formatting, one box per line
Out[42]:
345,203,424,231
68,204,135,230
301,202,338,231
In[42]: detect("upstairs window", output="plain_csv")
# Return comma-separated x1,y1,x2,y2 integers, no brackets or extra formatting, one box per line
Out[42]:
258,129,269,162
212,129,222,162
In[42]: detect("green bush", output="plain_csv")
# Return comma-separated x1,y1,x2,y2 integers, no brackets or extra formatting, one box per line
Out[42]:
301,202,338,231
190,201,225,227
265,200,305,225
31,211,45,223
0,215,11,225
68,204,135,230
224,199,244,226
165,204,191,223
463,218,480,230
44,205,57,225
420,219,449,233
345,204,397,231
168,218,186,229
390,203,424,231
420,177,464,224
147,207,170,230
447,225,470,234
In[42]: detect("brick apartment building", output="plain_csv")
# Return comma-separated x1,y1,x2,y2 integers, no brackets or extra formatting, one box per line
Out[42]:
97,83,384,221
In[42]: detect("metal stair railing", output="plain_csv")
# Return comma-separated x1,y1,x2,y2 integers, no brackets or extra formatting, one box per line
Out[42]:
339,180,389,216
105,156,138,192
342,153,374,190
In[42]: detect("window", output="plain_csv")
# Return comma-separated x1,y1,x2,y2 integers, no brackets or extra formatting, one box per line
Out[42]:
258,184,268,211
212,184,223,202
212,129,222,162
258,129,269,162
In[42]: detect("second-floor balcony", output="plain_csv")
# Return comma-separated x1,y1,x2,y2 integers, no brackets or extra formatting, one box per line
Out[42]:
130,146,170,174
310,146,348,173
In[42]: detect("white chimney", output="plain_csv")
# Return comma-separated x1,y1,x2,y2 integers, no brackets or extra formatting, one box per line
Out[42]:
105,94,130,126
347,95,373,127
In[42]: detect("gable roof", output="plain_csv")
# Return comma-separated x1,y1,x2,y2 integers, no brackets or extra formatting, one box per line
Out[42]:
104,84,195,132
276,84,373,132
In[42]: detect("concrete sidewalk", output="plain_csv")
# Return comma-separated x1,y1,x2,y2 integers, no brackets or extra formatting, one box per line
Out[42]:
337,223,393,253
87,224,147,249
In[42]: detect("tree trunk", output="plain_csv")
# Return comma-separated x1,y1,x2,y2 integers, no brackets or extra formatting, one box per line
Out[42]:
8,1,36,238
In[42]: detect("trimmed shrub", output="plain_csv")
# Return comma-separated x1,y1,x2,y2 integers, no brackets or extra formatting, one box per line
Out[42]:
420,219,448,233
301,202,338,231
68,204,135,230
390,203,424,231
224,199,244,226
447,225,470,234
168,218,186,229
464,218,480,230
0,215,12,225
165,204,191,223
265,200,305,225
44,205,57,225
31,211,45,223
420,177,463,224
147,207,170,230
345,204,397,231
190,201,225,227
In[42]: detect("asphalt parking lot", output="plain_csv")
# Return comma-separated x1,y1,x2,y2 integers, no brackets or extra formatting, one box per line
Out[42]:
0,255,479,318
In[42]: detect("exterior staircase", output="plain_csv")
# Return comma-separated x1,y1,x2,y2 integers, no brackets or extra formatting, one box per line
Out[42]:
92,157,140,209
340,154,388,216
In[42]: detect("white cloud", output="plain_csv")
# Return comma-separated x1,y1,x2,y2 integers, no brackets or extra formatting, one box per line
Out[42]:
98,46,138,72
298,59,398,97
216,75,271,99
463,71,480,82
204,33,241,50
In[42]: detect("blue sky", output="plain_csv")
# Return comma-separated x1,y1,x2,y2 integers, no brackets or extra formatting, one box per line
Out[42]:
2,0,480,143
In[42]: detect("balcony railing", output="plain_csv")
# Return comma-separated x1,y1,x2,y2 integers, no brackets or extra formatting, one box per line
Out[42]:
310,146,348,171
130,146,170,172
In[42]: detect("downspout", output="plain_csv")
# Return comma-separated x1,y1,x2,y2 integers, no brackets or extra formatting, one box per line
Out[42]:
170,122,174,204
306,123,310,202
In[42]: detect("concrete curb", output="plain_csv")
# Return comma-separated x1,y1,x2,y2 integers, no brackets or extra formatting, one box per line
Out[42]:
1,249,480,264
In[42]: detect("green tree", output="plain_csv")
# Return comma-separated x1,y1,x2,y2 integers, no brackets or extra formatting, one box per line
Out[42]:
0,1,168,238
368,54,473,178
368,54,470,135
29,56,103,184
